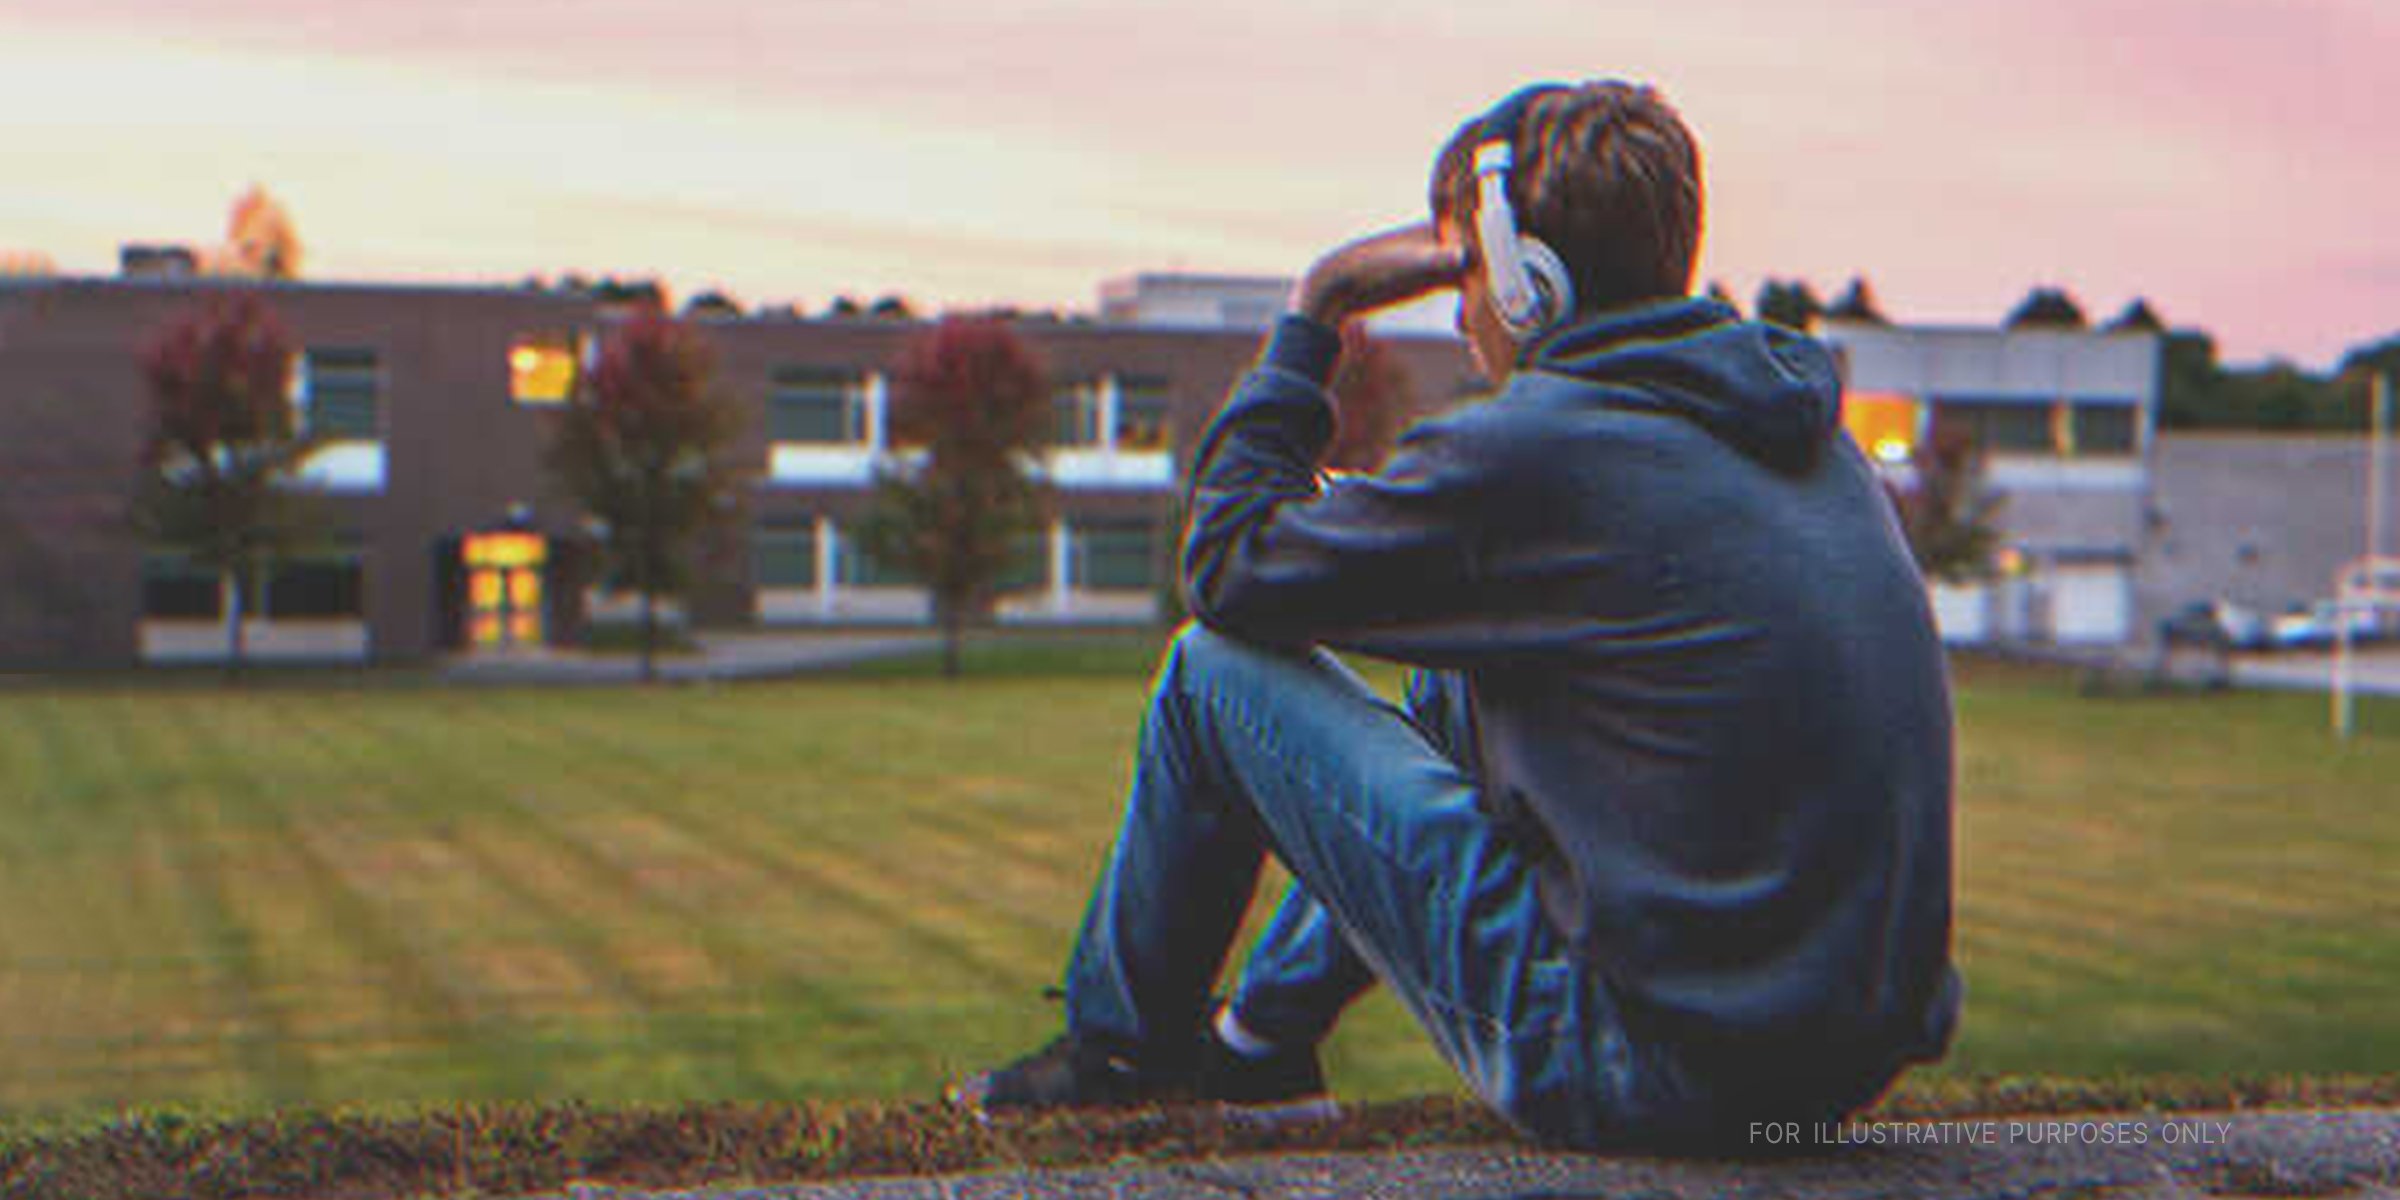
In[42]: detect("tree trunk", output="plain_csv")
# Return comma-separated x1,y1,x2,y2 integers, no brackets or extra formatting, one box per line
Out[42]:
639,586,658,684
224,567,247,682
940,597,962,679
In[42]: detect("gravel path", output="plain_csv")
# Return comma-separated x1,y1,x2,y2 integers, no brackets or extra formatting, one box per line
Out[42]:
526,1108,2400,1199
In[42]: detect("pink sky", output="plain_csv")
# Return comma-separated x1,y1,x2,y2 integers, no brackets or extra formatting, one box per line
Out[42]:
1,0,2392,367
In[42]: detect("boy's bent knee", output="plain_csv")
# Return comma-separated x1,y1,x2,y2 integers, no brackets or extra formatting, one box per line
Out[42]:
1165,621,1306,684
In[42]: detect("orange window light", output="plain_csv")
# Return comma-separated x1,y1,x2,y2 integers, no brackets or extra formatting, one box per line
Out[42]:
464,532,547,570
510,338,579,405
1842,392,1921,466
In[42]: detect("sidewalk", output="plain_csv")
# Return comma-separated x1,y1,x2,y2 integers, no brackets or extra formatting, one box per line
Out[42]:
533,1108,2400,1199
2231,647,2400,697
437,631,937,685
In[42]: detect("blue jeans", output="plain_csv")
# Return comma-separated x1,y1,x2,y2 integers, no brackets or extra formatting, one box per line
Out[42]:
1064,624,1691,1148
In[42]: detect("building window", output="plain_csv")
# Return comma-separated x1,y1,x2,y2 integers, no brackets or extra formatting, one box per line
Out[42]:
2069,405,2139,457
141,553,224,619
1934,400,2055,455
1075,519,1158,590
141,543,364,620
1841,392,1921,465
837,538,917,587
996,532,1048,592
770,367,867,444
267,552,365,618
1052,380,1102,448
509,335,584,405
1114,375,1171,452
754,520,819,588
297,348,380,440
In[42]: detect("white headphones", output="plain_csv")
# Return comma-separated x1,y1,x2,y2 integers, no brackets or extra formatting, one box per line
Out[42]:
1472,139,1576,340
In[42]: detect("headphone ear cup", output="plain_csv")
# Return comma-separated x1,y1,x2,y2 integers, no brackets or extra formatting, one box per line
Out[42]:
1511,237,1575,336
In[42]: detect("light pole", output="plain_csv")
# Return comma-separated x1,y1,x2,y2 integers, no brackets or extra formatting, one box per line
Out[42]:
2334,371,2391,740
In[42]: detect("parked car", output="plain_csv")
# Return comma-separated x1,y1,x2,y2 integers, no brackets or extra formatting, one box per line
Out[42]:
2159,599,2268,651
2267,600,2385,650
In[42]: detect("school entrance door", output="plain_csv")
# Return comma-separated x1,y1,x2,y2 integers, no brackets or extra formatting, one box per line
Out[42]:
462,531,546,650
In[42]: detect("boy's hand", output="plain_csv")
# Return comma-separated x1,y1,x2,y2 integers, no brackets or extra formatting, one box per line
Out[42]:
1291,223,1469,328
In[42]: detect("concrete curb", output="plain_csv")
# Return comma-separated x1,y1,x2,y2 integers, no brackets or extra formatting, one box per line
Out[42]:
530,1108,2400,1199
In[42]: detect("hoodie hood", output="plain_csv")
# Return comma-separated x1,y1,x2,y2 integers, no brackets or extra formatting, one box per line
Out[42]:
1522,296,1842,472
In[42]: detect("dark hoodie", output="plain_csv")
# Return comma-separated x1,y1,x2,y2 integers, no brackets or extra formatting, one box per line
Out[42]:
1184,297,1959,1103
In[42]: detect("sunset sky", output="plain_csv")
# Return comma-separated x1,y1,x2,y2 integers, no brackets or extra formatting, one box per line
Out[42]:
1,0,2391,367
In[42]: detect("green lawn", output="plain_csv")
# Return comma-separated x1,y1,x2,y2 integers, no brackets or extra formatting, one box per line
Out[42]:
0,637,2394,1124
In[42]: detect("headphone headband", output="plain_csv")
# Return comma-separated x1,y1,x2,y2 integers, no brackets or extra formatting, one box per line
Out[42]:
1470,83,1574,340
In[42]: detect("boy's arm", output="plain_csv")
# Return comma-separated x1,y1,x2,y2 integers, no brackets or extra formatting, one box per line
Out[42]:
1180,316,1518,659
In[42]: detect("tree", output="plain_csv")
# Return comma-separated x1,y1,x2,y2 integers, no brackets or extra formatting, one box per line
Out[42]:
1704,279,1740,315
225,185,302,280
1891,423,2005,584
682,289,744,320
590,277,668,313
2338,333,2400,383
2156,329,2223,430
2158,327,2377,432
2005,286,2087,329
857,317,1052,678
130,296,323,673
869,294,917,321
547,314,743,682
0,249,55,276
2103,297,2165,334
1755,278,1822,330
1827,276,1888,323
1324,325,1426,472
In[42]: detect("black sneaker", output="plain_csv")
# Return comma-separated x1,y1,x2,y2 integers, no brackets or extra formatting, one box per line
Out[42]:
948,1033,1162,1114
1190,1024,1339,1124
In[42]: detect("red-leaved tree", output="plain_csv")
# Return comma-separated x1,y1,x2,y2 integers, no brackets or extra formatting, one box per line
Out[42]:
858,317,1051,677
547,314,743,681
1891,423,2006,584
132,296,321,673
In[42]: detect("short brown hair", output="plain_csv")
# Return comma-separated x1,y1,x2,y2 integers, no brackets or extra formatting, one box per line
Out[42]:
1430,81,1703,313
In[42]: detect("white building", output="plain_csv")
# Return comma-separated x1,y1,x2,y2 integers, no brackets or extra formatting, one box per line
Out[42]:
1817,317,2162,647
1097,272,1461,337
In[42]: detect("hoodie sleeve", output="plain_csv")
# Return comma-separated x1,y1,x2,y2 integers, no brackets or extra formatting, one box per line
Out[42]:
1182,316,1525,660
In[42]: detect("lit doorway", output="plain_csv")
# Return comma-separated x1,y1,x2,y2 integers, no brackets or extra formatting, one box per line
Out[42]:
462,531,547,650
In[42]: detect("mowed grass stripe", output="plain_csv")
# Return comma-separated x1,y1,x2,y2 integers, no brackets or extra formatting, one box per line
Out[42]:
1959,860,2357,967
115,698,327,1109
0,701,232,1109
405,696,986,1090
0,654,2395,1120
0,702,183,1052
168,695,551,1098
272,698,780,1101
598,678,1127,908
321,694,734,1011
330,693,860,1100
1943,668,2400,1078
475,691,1063,992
